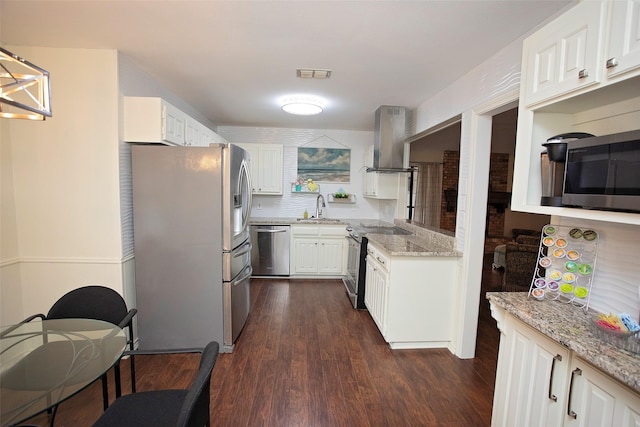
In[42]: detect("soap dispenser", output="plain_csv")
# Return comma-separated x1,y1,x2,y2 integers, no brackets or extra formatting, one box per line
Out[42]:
303,209,309,219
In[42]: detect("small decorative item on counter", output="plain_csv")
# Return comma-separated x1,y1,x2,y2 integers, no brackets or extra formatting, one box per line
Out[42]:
529,224,598,311
593,312,640,335
303,209,309,219
592,312,640,353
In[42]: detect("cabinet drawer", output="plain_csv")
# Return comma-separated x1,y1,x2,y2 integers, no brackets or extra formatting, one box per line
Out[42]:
366,244,390,271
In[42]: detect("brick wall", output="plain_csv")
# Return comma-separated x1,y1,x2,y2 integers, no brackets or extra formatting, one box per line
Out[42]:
440,151,459,232
441,151,511,251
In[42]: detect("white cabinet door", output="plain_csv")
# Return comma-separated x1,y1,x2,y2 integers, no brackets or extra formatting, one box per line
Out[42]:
234,143,283,195
292,238,318,274
522,0,606,107
363,172,400,199
492,316,569,427
161,102,186,145
364,253,389,335
605,0,640,80
290,225,345,276
565,358,640,427
317,238,344,274
184,117,200,146
257,144,283,194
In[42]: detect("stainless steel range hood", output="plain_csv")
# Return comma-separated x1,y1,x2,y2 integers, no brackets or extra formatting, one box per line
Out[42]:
367,105,412,173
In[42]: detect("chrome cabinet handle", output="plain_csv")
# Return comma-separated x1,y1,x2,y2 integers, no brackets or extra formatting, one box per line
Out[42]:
567,367,582,419
606,58,618,69
548,354,562,402
376,256,385,265
578,69,589,79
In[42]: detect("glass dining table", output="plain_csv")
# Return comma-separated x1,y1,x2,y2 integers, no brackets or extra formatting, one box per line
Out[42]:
0,318,126,427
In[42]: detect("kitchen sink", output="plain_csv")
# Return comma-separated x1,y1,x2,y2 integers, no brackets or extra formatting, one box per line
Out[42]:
296,218,343,223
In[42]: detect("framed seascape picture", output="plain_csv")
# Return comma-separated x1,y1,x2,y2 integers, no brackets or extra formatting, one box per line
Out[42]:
297,147,351,182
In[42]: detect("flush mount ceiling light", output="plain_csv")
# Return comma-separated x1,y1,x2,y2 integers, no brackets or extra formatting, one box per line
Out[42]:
296,68,332,79
281,96,324,116
0,47,52,120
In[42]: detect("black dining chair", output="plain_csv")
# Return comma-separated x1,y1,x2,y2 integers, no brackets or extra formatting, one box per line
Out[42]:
22,285,138,410
92,341,219,427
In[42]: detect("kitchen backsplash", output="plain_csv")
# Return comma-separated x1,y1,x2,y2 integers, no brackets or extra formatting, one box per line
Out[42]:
217,125,402,222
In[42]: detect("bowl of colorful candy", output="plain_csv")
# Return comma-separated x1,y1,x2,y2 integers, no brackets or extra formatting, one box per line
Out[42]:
592,312,640,353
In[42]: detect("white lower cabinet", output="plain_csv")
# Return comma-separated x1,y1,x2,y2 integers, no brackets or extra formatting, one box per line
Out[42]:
491,308,640,427
290,225,345,276
492,312,569,427
364,245,390,335
364,242,456,349
566,358,640,427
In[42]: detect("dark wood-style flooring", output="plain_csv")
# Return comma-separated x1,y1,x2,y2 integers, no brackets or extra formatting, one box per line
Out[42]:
27,257,503,426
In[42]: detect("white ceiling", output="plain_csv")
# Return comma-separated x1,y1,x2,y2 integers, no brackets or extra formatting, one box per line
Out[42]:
0,0,571,132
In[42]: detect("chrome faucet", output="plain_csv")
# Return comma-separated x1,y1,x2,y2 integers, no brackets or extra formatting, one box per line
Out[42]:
316,194,326,218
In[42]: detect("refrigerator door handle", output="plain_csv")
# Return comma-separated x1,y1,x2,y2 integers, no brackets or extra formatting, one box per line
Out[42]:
239,159,252,232
232,265,252,286
234,241,252,258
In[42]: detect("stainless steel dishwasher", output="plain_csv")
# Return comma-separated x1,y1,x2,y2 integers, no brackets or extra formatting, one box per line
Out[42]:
250,225,290,276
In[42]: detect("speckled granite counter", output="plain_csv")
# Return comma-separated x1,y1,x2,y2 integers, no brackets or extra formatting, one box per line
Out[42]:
249,217,348,225
249,217,461,257
487,292,640,394
365,233,460,257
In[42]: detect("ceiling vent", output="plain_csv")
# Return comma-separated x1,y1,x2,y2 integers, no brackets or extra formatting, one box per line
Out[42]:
296,68,332,79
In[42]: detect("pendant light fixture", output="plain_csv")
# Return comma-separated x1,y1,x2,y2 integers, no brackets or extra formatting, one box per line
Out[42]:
0,47,52,120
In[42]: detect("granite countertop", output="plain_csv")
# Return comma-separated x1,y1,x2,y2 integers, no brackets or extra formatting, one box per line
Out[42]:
365,233,460,257
487,292,640,394
249,217,348,225
249,217,461,257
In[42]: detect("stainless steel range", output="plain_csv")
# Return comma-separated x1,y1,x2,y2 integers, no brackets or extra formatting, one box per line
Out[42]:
343,222,411,309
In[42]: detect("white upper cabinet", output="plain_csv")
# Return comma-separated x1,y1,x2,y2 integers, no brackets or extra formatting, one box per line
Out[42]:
511,0,640,226
124,97,225,147
522,0,606,107
605,0,640,80
233,143,283,195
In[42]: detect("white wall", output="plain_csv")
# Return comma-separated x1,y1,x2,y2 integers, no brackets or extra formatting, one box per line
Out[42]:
217,126,402,222
1,47,125,323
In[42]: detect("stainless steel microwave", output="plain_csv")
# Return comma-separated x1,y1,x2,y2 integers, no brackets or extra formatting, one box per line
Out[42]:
562,129,640,213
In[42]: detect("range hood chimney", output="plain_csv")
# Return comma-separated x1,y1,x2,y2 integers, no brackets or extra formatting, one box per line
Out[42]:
367,105,412,172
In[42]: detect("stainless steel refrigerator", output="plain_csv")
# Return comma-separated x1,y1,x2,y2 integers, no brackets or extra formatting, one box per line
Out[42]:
132,144,252,352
